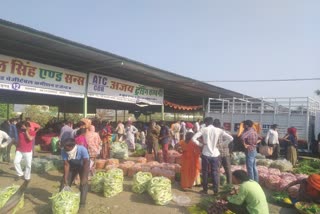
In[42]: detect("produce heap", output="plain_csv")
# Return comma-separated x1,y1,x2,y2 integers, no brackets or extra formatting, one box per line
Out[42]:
147,176,173,205
132,171,153,194
103,168,124,198
91,171,108,193
110,141,129,159
0,185,24,214
50,190,80,214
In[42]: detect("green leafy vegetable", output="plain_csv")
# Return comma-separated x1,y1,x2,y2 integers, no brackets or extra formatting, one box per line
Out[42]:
293,159,320,175
187,205,207,214
103,168,124,198
132,171,153,194
110,142,129,159
270,192,289,202
50,190,80,214
91,171,108,193
0,185,24,214
296,202,320,214
147,176,173,205
197,196,216,211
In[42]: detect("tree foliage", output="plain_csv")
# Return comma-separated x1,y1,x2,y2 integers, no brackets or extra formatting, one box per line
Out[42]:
23,105,59,127
0,104,17,122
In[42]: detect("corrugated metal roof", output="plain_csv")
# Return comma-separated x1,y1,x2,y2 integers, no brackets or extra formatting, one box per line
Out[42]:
0,19,247,110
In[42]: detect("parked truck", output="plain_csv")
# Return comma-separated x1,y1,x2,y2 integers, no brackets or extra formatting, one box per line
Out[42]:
205,97,320,152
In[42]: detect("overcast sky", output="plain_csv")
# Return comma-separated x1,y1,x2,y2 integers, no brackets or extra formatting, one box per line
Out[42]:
1,0,319,99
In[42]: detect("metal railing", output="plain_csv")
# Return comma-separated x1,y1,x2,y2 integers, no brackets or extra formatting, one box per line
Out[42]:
208,97,320,115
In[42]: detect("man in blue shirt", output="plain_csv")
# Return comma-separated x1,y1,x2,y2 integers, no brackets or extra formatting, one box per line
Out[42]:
6,118,18,163
60,138,89,208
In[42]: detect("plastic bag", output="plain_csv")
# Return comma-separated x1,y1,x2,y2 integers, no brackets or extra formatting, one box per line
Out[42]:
259,145,273,156
172,194,191,206
51,137,60,153
270,159,293,172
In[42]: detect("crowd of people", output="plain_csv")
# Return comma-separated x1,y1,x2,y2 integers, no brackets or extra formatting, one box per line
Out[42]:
0,116,319,213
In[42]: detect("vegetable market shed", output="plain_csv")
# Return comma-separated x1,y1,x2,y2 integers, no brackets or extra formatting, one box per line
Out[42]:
0,19,245,119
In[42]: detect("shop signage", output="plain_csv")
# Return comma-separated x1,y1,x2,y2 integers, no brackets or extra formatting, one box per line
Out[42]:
0,54,86,97
87,73,163,105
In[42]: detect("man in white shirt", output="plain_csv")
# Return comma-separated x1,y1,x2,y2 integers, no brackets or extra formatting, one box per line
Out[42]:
265,124,280,159
115,120,125,141
192,117,233,194
194,119,201,132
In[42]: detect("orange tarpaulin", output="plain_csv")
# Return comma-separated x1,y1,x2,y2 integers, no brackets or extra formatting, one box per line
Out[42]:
164,100,202,111
237,122,261,136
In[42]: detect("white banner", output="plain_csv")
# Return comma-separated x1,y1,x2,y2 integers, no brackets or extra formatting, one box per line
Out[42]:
0,54,86,97
87,73,164,105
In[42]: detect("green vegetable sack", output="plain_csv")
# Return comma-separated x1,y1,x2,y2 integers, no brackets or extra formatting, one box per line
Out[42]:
50,190,80,214
132,171,153,194
103,168,124,198
51,137,60,153
147,176,173,205
110,142,129,159
0,185,24,214
91,171,108,193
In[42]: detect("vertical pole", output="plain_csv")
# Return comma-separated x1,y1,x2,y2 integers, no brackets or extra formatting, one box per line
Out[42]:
6,103,9,119
273,98,277,124
123,110,126,121
231,97,235,133
288,98,291,129
202,97,206,120
83,72,89,118
63,98,66,120
115,110,118,122
161,104,165,121
260,98,264,126
306,98,310,151
57,106,60,121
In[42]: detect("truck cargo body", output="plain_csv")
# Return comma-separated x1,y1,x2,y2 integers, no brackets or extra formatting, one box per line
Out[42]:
205,97,320,151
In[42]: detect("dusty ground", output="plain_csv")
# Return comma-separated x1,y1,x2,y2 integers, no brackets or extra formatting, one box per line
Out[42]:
0,159,299,214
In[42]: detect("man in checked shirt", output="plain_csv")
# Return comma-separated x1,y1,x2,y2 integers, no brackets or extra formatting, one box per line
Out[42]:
214,119,233,185
240,120,261,182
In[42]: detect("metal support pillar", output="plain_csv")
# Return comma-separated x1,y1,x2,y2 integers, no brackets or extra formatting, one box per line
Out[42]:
161,104,165,121
83,73,89,117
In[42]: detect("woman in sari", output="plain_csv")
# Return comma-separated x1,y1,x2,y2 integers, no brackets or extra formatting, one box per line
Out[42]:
86,125,101,176
100,121,112,159
178,129,201,190
283,127,298,166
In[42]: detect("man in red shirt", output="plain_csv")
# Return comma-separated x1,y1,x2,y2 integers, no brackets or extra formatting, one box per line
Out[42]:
25,117,41,132
14,121,35,181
